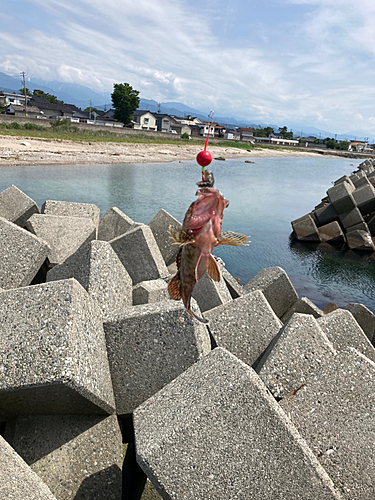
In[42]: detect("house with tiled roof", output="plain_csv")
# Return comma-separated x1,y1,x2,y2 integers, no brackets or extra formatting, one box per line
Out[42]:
237,127,254,142
132,110,157,131
28,97,73,119
4,103,41,118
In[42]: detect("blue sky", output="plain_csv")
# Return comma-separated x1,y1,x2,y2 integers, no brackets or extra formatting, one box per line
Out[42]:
2,0,375,135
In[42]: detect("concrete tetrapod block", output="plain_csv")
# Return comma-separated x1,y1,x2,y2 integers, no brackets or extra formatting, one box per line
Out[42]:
258,313,336,399
25,214,96,266
317,309,375,363
98,207,135,242
0,279,115,416
103,300,211,415
192,270,232,313
281,349,375,500
244,266,299,318
110,224,168,285
352,184,375,215
318,221,345,244
0,217,51,289
148,209,182,266
346,229,375,251
7,414,122,500
42,200,100,236
358,160,374,175
345,220,369,233
338,207,364,229
133,348,342,500
333,175,355,188
364,212,375,235
217,261,244,299
345,302,375,344
349,171,370,188
313,203,338,226
0,435,57,500
291,213,321,241
205,290,282,369
281,296,324,323
0,185,40,227
327,181,356,214
132,279,169,305
46,241,132,320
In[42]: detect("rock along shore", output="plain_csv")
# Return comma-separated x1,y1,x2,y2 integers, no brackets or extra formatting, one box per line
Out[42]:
1,185,375,499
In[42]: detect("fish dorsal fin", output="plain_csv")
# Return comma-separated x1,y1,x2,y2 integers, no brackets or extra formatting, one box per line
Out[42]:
168,274,182,300
207,255,220,281
168,225,194,246
218,231,250,246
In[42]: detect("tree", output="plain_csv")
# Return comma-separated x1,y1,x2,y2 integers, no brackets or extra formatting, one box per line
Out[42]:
278,125,293,139
32,89,64,104
19,88,31,95
111,83,140,125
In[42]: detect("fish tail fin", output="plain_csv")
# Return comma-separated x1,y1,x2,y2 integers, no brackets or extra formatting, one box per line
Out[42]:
207,255,221,281
217,231,250,246
186,294,209,324
168,225,194,246
168,273,182,300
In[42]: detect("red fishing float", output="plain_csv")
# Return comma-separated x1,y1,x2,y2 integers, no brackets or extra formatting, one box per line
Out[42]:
196,149,212,167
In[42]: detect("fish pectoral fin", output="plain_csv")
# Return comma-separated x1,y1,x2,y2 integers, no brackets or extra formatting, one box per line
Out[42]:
168,273,182,300
168,225,195,246
207,255,221,281
217,231,250,246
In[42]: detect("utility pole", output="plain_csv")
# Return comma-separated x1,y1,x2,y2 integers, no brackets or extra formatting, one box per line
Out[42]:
157,102,161,113
88,99,92,120
20,71,27,116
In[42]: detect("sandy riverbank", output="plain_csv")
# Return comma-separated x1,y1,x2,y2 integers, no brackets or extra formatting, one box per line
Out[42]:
0,135,340,166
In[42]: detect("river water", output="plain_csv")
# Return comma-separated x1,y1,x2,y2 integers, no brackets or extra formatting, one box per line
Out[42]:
1,156,374,312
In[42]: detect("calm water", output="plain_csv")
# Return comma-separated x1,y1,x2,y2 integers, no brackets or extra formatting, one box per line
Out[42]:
1,156,375,312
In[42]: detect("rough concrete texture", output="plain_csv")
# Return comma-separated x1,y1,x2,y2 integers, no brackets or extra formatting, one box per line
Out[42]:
41,200,100,235
0,185,40,227
103,300,211,414
313,203,338,226
346,229,375,251
317,309,375,363
25,214,96,266
364,213,375,235
148,209,182,266
352,184,375,215
281,296,324,323
244,266,299,318
291,213,321,241
134,347,342,500
350,171,370,188
46,241,132,320
192,270,232,313
7,414,122,500
333,175,355,188
0,279,115,415
345,302,375,344
338,207,364,229
132,279,169,305
258,313,336,399
345,220,369,233
205,290,282,369
0,435,57,500
98,207,135,242
217,261,244,299
0,217,51,289
318,221,344,244
110,224,169,285
327,181,356,214
281,349,375,500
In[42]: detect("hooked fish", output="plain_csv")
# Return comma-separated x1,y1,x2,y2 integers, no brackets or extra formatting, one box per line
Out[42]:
168,177,249,324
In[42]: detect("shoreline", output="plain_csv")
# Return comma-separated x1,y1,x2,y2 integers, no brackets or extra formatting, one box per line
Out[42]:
0,134,358,166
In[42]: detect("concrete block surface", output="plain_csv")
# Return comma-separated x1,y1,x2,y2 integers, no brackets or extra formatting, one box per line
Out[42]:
352,184,375,215
110,224,168,285
103,300,211,414
0,217,51,289
98,207,135,242
345,302,375,344
346,229,375,251
281,349,375,500
192,270,232,313
8,414,122,500
0,279,115,415
327,181,356,214
132,279,169,305
244,266,299,318
47,240,132,320
0,435,57,500
258,313,336,399
281,297,324,323
317,309,375,363
42,200,100,233
134,348,342,500
313,203,338,226
26,214,96,266
291,213,321,241
217,261,244,299
205,290,282,369
318,221,344,244
148,209,182,266
0,185,40,227
338,207,364,229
